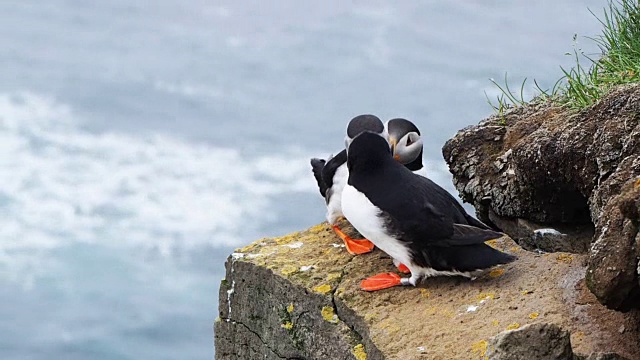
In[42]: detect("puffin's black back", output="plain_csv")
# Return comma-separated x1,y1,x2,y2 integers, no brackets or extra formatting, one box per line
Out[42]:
347,132,515,271
348,132,488,231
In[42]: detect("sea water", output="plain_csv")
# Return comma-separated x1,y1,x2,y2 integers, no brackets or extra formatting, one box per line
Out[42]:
0,1,603,359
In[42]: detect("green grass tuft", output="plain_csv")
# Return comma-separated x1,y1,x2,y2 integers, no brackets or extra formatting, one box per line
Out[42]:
488,0,640,115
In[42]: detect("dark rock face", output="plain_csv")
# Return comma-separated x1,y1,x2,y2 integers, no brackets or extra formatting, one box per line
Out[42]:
580,353,632,360
487,323,631,360
487,323,573,360
443,85,640,310
586,174,640,310
487,212,593,253
214,258,382,360
214,224,386,360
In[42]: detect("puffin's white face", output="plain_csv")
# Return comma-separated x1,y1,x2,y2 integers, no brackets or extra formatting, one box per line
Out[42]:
390,131,423,164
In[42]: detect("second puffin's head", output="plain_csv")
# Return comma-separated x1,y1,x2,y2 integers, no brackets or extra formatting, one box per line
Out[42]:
387,118,423,171
345,114,387,151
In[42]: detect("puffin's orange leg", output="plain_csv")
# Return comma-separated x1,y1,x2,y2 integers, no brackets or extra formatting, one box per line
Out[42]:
332,225,374,255
360,273,402,291
396,263,411,274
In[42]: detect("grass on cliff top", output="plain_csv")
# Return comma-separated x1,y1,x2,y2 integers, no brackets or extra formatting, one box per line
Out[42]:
488,0,640,115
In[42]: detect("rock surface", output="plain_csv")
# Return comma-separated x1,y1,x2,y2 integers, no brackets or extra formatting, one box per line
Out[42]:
214,222,639,360
487,323,632,360
487,323,573,360
443,84,640,310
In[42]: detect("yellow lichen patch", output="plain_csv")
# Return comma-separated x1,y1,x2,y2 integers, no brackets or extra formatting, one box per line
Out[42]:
274,233,298,245
287,303,294,313
556,253,573,263
420,289,431,298
476,292,495,302
281,321,293,330
521,290,534,295
529,312,539,319
308,224,327,233
573,331,585,340
470,340,488,358
280,265,299,276
352,344,367,360
635,177,640,189
377,318,401,334
485,239,498,248
506,323,520,331
364,313,377,322
313,284,332,294
326,272,342,282
509,246,521,252
489,268,505,278
425,306,455,319
321,306,339,324
491,320,500,327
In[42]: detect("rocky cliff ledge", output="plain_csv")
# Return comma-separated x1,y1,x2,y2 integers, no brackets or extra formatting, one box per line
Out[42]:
442,84,640,311
215,85,640,359
215,221,638,359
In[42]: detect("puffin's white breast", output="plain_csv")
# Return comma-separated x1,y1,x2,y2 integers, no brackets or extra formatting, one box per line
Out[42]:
325,163,348,224
341,184,411,265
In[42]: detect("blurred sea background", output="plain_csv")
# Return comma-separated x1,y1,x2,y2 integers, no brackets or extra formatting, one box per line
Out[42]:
0,1,604,359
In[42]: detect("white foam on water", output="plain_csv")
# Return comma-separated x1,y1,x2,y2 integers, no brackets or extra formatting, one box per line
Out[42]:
0,91,318,284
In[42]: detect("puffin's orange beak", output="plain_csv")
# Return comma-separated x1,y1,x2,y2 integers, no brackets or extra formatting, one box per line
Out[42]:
390,137,399,160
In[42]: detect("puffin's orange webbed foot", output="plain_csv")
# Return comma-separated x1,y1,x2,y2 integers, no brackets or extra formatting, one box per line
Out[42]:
360,272,402,291
396,263,411,274
332,225,374,255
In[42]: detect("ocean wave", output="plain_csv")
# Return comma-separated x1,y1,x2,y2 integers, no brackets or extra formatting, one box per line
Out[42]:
0,92,318,283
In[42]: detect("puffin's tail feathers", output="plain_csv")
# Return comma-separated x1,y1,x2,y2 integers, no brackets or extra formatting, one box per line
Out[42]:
463,214,495,230
426,243,517,272
310,158,327,197
429,224,503,247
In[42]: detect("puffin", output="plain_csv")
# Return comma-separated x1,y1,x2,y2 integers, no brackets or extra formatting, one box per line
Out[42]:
341,131,516,291
310,115,424,256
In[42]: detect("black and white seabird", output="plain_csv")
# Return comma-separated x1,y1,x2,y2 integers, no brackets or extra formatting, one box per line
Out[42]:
310,115,424,255
341,131,516,291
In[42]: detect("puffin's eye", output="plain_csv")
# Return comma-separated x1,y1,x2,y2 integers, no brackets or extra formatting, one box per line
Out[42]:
406,136,413,146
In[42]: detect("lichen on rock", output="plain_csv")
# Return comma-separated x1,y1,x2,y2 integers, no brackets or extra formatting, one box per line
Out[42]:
215,222,638,359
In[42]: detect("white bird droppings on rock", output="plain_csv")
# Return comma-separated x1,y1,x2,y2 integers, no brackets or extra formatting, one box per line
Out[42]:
534,228,564,236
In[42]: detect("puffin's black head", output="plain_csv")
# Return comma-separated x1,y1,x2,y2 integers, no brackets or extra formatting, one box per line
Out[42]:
345,114,386,150
387,118,423,171
346,131,392,173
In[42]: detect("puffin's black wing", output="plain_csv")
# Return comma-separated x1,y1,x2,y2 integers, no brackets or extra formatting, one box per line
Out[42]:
363,160,501,246
310,158,327,197
310,150,348,201
321,150,347,191
419,176,492,229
